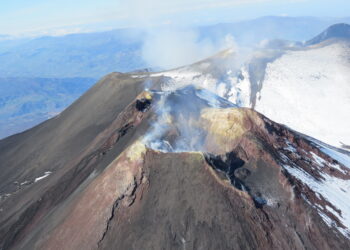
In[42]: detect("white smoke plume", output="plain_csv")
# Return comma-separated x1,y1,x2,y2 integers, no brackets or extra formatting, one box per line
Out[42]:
142,29,237,69
120,0,239,70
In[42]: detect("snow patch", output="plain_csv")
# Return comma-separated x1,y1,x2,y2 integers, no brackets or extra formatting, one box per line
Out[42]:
318,144,350,169
310,152,326,167
284,139,297,153
34,171,52,183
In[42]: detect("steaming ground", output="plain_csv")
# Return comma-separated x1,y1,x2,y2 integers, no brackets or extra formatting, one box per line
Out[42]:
142,29,236,69
142,85,236,152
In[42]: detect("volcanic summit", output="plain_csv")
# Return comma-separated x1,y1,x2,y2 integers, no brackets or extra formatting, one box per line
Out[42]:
0,67,350,249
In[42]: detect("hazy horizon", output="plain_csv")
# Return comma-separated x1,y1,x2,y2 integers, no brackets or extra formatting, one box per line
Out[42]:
1,0,350,37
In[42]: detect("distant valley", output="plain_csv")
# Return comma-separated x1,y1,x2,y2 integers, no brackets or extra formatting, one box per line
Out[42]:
0,77,96,139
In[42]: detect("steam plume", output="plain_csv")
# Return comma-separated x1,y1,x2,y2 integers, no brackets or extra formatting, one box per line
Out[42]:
142,29,237,69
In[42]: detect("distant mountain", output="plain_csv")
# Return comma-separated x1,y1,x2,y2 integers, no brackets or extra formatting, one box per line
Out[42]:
199,16,350,45
306,23,350,45
0,29,146,78
0,37,32,53
1,16,349,78
0,35,9,40
0,77,96,139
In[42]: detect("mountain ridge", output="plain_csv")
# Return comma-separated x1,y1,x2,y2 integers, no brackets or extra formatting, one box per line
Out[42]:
306,23,350,45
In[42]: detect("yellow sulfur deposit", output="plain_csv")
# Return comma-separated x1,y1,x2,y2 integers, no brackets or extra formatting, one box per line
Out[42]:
126,140,147,161
144,91,153,100
200,108,251,147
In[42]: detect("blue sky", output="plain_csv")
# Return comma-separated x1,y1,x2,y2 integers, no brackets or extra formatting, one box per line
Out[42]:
0,0,349,36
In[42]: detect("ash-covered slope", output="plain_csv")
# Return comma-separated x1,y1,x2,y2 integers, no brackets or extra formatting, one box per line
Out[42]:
0,73,152,249
0,72,350,250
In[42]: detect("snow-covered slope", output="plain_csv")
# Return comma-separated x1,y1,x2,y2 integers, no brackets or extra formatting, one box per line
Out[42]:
255,41,350,149
280,138,350,238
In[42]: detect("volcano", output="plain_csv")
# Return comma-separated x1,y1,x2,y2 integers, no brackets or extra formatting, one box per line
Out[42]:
0,68,350,250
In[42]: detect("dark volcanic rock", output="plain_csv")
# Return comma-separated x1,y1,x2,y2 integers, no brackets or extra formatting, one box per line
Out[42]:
135,98,152,112
234,168,251,180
